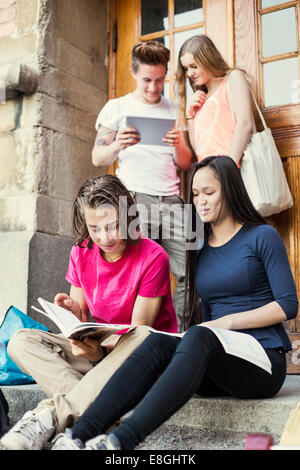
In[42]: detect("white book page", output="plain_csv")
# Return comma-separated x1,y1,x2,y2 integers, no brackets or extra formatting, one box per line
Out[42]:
147,327,184,338
37,298,81,335
148,325,271,374
200,325,272,374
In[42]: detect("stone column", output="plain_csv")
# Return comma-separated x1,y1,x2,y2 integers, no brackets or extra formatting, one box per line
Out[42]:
0,0,108,327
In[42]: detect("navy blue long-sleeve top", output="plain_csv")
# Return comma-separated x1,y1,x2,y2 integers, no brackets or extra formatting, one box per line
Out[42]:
196,224,298,351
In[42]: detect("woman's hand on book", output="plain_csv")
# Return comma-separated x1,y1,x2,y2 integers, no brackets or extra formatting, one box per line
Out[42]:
54,293,82,321
69,337,104,361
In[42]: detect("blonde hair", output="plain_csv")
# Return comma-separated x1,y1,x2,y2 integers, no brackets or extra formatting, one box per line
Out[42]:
176,35,234,122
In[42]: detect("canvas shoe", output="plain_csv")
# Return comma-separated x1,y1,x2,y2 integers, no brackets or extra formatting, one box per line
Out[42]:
0,408,55,450
85,433,121,450
51,428,84,450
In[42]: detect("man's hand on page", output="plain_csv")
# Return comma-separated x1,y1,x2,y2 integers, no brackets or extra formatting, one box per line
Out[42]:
54,293,82,321
69,337,104,362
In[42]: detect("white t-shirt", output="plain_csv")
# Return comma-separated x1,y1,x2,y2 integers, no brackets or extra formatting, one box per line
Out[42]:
95,93,180,196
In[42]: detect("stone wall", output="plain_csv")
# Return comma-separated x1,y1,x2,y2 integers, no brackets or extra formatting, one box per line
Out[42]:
0,0,108,325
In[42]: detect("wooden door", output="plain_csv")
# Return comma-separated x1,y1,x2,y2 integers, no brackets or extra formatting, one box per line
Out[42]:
107,0,207,293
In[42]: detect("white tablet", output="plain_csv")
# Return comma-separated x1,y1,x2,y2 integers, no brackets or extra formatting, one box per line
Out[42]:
125,115,176,147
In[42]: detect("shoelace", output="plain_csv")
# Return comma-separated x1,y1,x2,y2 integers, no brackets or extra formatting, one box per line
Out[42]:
87,436,108,450
52,433,83,450
15,415,49,443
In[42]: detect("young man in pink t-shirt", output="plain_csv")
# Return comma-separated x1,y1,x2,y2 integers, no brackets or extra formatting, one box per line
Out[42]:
3,175,177,451
66,236,176,333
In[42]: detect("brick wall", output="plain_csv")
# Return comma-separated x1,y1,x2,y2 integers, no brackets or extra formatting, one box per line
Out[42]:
0,0,16,38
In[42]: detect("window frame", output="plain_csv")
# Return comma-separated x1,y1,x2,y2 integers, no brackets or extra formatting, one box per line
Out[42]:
137,0,206,100
247,0,300,157
257,0,300,110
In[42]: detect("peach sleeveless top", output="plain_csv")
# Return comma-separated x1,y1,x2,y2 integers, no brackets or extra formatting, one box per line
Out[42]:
193,77,236,161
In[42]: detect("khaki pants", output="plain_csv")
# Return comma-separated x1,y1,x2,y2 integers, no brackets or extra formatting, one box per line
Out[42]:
134,192,186,330
7,326,150,432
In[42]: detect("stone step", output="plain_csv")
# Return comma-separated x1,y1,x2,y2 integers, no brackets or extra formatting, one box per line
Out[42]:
166,375,300,439
1,375,300,450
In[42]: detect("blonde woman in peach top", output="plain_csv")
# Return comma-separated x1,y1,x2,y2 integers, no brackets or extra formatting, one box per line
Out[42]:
177,35,256,166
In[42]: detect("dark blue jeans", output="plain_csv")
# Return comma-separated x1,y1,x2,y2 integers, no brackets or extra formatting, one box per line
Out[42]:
72,326,286,449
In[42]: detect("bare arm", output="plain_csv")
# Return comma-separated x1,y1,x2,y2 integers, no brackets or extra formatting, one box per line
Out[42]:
91,126,118,167
185,90,207,153
54,285,89,322
92,125,141,167
187,119,195,152
201,301,287,331
131,295,163,326
228,70,255,166
69,294,163,362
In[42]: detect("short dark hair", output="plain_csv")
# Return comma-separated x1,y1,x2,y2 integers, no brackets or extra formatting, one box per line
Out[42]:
183,156,267,330
131,40,170,73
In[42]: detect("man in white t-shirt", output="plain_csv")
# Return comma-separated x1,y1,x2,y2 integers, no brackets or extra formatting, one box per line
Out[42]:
91,41,193,329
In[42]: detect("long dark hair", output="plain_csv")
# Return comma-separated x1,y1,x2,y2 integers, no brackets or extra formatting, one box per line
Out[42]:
182,156,267,330
73,174,140,249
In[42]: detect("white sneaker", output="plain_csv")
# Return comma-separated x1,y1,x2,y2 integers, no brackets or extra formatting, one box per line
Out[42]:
51,429,84,450
0,408,55,450
85,433,121,450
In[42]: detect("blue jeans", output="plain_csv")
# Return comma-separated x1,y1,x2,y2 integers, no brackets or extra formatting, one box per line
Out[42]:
72,327,286,449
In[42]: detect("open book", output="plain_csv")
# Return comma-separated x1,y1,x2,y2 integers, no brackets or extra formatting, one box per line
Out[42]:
31,297,130,341
148,325,272,374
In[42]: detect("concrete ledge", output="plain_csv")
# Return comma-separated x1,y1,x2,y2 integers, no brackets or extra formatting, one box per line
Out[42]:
166,375,300,437
2,376,300,444
2,383,46,419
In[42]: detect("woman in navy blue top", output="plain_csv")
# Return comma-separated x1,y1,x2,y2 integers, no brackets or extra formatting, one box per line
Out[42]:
51,156,298,451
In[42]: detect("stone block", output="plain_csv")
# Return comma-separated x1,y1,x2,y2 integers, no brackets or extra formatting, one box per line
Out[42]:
40,93,96,141
57,199,74,237
0,20,14,38
0,127,41,198
27,231,74,328
0,99,16,130
39,66,104,115
0,5,15,24
50,132,101,201
0,231,32,315
0,0,16,8
36,194,59,235
37,127,54,195
16,0,38,33
43,32,108,90
19,93,41,128
45,0,108,59
0,230,73,329
0,33,38,64
0,193,36,232
36,195,73,238
0,133,17,190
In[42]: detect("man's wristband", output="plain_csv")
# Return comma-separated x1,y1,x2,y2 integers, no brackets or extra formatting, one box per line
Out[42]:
89,346,108,367
186,116,194,120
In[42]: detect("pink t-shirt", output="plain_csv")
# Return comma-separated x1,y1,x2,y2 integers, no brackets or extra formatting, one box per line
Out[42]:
193,77,236,161
65,237,178,333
